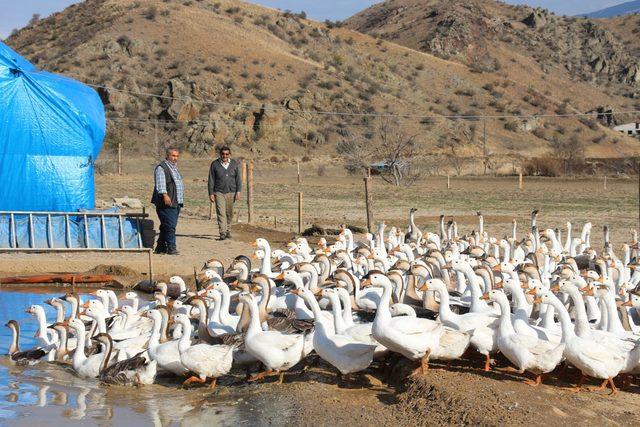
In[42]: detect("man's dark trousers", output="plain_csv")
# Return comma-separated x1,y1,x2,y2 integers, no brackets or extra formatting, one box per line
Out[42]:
156,205,180,252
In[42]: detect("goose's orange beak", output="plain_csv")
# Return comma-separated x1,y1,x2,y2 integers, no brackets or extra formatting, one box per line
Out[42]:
480,293,490,301
361,278,372,288
275,272,285,281
533,297,542,304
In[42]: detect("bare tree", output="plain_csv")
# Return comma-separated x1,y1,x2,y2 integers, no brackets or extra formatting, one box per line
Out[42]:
550,135,584,174
337,119,423,186
437,121,479,176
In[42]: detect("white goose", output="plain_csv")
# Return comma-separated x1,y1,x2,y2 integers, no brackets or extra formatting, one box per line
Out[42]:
294,287,376,376
535,288,626,394
240,292,306,384
66,318,113,378
324,288,387,358
25,304,57,361
484,290,564,386
144,309,189,376
422,278,499,371
173,313,234,388
364,272,442,374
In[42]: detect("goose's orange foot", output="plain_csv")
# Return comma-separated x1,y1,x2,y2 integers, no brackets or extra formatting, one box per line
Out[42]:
248,370,275,382
483,354,492,372
182,376,205,386
524,374,542,387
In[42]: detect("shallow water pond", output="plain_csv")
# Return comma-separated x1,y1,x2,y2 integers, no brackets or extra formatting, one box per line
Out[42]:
0,289,262,426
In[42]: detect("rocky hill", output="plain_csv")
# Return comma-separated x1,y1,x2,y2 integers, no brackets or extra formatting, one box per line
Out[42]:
584,1,640,18
5,0,639,167
346,0,640,90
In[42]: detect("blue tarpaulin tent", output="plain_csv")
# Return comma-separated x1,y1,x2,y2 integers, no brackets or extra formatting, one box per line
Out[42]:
0,43,147,249
0,41,105,212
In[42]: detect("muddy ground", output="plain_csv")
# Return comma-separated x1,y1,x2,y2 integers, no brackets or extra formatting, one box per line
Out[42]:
204,355,640,426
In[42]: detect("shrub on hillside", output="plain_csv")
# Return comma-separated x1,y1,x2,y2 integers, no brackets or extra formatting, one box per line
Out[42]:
523,158,561,177
143,6,157,20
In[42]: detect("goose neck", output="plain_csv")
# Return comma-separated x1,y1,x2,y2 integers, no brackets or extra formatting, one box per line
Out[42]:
546,295,575,342
328,293,346,334
35,309,48,339
71,325,87,367
9,324,19,354
148,314,161,351
177,319,192,353
432,282,454,320
245,298,263,336
337,289,354,327
54,303,65,323
99,338,113,374
260,242,272,274
495,296,516,335
373,280,392,325
210,297,222,323
217,284,232,323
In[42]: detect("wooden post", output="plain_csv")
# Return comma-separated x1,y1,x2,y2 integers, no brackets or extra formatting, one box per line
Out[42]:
604,175,607,190
117,142,122,175
482,119,487,175
297,192,303,234
241,159,246,185
364,173,373,234
518,172,523,191
148,249,154,284
274,216,277,229
297,161,301,184
446,174,451,190
154,122,159,159
247,160,254,224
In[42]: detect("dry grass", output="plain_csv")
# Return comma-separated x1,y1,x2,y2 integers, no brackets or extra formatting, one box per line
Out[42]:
97,157,639,248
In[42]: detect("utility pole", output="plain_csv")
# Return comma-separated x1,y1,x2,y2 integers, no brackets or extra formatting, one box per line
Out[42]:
482,119,487,175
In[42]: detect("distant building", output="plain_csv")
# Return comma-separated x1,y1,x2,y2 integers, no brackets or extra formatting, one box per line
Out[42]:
613,122,640,137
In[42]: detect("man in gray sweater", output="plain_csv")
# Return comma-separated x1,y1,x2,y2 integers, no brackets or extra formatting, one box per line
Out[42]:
208,146,242,240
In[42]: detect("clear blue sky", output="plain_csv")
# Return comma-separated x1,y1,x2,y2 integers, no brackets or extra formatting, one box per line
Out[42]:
0,0,625,39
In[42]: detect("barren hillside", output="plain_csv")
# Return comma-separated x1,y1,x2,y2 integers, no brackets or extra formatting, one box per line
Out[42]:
5,0,639,165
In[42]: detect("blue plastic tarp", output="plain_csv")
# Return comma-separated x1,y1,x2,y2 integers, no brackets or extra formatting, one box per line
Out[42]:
0,210,142,249
0,41,105,212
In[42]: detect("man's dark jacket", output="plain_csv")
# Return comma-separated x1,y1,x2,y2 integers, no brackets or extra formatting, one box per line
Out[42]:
208,158,242,195
151,162,178,207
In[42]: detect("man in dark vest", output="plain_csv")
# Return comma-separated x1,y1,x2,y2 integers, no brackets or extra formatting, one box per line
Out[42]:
208,146,241,240
151,147,184,255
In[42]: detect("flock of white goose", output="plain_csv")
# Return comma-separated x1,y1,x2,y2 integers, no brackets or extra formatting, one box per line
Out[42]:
6,210,640,395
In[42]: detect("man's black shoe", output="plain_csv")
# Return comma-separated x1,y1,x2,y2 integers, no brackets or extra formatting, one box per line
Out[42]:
154,247,166,254
226,232,232,239
166,248,180,255
219,234,227,241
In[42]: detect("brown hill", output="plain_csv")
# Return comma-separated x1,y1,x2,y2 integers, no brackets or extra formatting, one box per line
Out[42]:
5,0,639,170
346,0,640,90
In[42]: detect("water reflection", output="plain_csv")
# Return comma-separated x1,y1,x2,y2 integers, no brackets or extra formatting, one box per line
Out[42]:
0,290,264,426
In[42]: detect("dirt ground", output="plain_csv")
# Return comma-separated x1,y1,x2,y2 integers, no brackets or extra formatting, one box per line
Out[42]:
206,355,640,426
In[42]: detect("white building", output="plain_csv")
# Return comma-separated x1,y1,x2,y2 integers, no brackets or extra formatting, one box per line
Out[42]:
613,122,640,136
